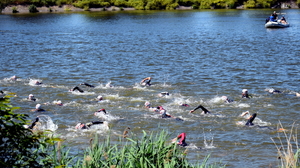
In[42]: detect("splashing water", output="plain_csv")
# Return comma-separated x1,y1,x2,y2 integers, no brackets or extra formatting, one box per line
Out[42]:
203,129,216,149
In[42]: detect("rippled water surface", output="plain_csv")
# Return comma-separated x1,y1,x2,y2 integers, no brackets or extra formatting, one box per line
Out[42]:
1,9,300,167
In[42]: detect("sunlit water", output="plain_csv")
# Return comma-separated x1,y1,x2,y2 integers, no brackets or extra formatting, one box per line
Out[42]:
1,9,300,167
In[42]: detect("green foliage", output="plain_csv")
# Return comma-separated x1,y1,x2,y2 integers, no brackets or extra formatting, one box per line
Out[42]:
29,4,39,12
12,6,18,12
74,130,224,168
0,96,49,167
244,0,275,8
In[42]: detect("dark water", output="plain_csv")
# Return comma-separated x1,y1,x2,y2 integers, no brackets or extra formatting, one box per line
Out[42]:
1,9,300,167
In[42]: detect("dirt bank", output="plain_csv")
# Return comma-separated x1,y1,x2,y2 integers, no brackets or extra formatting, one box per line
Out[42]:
1,5,135,14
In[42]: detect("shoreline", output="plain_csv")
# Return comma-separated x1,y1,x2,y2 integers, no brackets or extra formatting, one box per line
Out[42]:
1,1,298,14
1,5,194,14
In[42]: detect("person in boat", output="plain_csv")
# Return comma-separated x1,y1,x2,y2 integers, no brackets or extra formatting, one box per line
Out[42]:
221,96,234,103
280,16,287,24
94,108,107,116
70,86,84,93
269,14,276,22
272,11,278,20
28,94,36,101
242,89,250,98
75,121,106,129
80,82,95,88
140,77,152,86
189,104,211,114
172,133,187,147
32,104,45,112
265,88,281,94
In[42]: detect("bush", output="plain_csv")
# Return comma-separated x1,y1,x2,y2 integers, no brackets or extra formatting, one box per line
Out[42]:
28,4,39,13
0,95,49,167
12,6,18,13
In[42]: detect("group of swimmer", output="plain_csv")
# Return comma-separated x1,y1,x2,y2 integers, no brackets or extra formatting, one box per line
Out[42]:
2,75,299,147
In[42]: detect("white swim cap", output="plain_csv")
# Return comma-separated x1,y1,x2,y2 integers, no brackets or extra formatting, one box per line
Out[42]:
29,94,34,97
221,96,228,100
242,89,248,93
57,100,62,104
97,95,103,100
36,104,41,109
145,101,151,107
269,89,275,93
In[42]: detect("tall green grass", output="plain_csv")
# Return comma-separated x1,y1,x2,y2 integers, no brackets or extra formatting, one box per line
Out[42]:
68,130,224,168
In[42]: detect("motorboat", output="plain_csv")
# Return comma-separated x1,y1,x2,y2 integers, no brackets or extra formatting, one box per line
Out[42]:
265,20,289,28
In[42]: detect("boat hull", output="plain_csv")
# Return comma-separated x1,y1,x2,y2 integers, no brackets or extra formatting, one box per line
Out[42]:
265,21,289,28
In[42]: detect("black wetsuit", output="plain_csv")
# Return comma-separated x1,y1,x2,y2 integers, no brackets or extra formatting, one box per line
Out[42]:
245,113,257,126
28,117,39,129
192,105,210,114
71,86,84,93
80,83,95,88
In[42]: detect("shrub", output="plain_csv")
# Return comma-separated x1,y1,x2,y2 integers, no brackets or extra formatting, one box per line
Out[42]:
28,4,39,13
0,95,49,167
12,6,18,13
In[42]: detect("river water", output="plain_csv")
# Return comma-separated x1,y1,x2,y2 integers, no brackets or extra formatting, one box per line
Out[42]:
1,9,300,167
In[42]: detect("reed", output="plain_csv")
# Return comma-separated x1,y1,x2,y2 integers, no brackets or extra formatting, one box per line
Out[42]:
73,130,224,168
271,122,300,168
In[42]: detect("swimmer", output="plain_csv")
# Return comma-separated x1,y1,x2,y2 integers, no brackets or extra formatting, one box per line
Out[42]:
34,80,43,85
80,82,95,88
265,88,281,94
296,92,300,97
28,117,40,129
54,100,63,106
189,105,210,114
172,133,187,147
180,103,190,107
241,111,257,126
144,101,159,112
10,75,17,80
32,104,45,112
70,86,84,93
242,89,250,98
221,96,234,103
140,77,151,86
75,121,107,129
27,94,36,101
94,108,107,116
96,95,103,102
158,92,169,97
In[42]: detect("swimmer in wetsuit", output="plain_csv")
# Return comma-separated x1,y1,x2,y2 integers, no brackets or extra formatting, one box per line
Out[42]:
221,96,234,103
75,121,106,129
70,86,84,93
242,89,250,98
28,94,36,101
172,133,187,147
80,82,95,88
189,105,210,114
32,104,45,112
94,108,107,116
140,77,152,86
241,111,257,126
265,88,281,94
